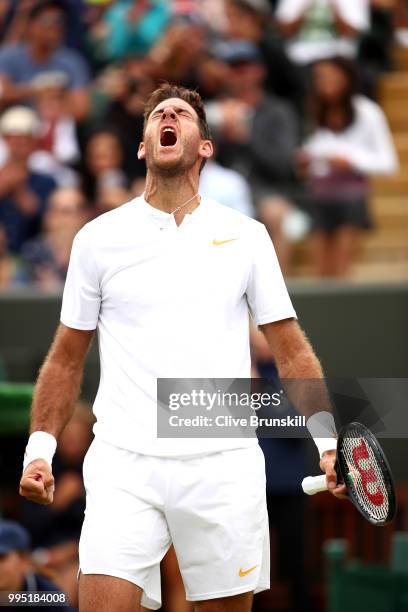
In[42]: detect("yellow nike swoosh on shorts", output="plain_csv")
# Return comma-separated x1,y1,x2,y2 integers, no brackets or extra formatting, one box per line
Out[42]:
238,565,257,577
212,238,238,246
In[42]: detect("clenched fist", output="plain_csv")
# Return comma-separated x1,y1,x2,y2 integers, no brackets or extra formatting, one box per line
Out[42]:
19,459,55,505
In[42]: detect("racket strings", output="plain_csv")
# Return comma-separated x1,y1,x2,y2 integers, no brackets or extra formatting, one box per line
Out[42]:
341,430,389,522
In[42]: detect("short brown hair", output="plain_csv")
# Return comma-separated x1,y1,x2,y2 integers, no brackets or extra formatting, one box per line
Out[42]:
143,83,211,140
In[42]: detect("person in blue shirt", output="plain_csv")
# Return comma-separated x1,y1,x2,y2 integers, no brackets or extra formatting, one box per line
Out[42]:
0,0,90,121
0,106,56,253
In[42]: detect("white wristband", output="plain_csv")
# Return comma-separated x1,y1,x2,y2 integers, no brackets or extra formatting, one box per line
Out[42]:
306,411,337,458
23,432,57,472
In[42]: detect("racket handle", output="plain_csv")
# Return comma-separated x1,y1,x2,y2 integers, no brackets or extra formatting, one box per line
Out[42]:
302,475,328,495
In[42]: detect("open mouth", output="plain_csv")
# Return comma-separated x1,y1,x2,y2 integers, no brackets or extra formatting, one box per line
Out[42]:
160,127,177,147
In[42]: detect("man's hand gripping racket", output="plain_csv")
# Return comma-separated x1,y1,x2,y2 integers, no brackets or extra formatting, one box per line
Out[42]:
303,422,396,526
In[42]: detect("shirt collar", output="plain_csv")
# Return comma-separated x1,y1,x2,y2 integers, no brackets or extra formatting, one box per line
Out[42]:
137,193,206,228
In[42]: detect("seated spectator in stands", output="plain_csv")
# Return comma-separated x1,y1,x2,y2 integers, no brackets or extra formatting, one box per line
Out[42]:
86,0,170,65
0,106,56,254
276,0,370,66
20,188,88,288
102,61,154,183
0,0,90,121
81,129,131,213
206,41,301,272
21,403,94,608
0,520,75,610
297,57,398,277
221,0,304,108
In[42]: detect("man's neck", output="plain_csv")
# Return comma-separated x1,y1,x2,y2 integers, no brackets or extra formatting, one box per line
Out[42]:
143,172,201,223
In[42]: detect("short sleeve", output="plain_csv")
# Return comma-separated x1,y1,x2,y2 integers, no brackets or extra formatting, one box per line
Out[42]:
336,0,370,30
246,223,296,325
60,230,101,330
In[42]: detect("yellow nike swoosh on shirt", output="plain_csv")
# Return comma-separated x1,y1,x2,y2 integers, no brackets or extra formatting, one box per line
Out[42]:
212,238,238,246
239,565,257,577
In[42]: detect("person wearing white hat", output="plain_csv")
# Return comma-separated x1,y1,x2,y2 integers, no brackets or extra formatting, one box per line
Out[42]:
0,105,56,253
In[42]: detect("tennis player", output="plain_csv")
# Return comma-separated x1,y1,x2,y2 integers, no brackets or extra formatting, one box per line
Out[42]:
20,84,345,612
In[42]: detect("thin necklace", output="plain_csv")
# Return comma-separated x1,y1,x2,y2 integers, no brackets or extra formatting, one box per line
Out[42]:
170,192,200,215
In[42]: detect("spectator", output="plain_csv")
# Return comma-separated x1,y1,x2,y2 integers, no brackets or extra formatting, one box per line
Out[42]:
81,129,130,213
1,0,87,51
222,0,304,107
86,0,170,65
0,520,75,610
0,106,56,254
21,188,88,288
275,0,370,66
297,57,398,276
206,41,301,272
0,0,91,121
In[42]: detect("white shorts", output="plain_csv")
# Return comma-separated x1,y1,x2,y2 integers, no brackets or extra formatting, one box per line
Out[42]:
79,438,270,610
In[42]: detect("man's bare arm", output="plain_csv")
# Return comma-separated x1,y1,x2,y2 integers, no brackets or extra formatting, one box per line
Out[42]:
259,318,346,496
259,318,328,418
30,323,94,435
20,324,94,505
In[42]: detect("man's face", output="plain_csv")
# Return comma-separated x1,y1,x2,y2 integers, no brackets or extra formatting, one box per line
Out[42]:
4,134,36,162
45,190,87,235
138,97,212,177
0,551,28,591
31,8,65,49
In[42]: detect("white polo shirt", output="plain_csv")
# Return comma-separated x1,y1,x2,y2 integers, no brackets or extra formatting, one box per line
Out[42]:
60,196,296,456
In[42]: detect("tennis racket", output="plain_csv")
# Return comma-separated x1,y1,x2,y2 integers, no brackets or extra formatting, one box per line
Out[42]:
302,422,396,526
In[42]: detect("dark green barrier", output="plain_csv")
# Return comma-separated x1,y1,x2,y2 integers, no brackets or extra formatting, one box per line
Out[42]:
325,538,408,612
0,384,33,434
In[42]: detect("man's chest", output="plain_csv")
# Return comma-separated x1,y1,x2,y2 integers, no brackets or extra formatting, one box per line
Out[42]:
98,229,250,320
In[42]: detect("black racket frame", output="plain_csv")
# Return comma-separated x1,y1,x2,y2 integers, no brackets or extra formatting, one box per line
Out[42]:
335,422,396,526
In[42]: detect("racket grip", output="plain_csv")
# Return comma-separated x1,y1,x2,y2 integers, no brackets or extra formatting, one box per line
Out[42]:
302,475,328,495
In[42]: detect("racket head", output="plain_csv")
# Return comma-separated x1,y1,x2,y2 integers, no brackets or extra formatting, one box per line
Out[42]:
337,422,396,526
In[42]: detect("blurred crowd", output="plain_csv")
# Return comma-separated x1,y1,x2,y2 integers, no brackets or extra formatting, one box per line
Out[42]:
0,0,404,285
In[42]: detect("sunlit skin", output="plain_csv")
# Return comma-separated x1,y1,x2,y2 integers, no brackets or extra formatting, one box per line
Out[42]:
137,97,213,218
